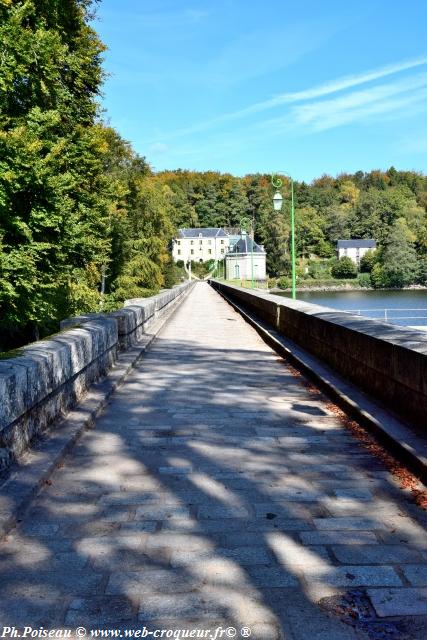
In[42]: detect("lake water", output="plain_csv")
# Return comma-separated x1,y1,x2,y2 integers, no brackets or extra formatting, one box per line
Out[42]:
275,289,427,328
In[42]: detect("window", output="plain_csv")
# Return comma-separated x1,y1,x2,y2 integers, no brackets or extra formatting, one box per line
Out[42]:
191,249,194,255
221,248,224,254
177,240,181,245
208,240,212,245
220,239,224,244
190,240,194,245
208,249,212,255
199,239,203,245
234,264,240,278
177,249,181,255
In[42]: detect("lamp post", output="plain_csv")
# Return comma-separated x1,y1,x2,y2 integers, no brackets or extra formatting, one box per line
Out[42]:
240,216,255,288
272,173,296,300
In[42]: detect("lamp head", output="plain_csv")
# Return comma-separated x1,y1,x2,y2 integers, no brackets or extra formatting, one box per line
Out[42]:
273,191,283,211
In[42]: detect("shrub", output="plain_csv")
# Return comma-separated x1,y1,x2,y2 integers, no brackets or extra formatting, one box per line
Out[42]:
370,263,386,288
360,250,376,273
358,273,371,288
277,276,291,289
331,257,357,279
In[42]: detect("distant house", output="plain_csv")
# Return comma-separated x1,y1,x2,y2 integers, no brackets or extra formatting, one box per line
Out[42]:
337,239,376,265
225,232,267,281
172,228,229,263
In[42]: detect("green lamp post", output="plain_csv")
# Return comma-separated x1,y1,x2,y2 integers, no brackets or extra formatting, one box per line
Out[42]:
240,216,255,288
272,173,296,299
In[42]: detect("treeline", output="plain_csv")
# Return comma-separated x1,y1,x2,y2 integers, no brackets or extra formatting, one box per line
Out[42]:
156,168,427,288
1,2,427,352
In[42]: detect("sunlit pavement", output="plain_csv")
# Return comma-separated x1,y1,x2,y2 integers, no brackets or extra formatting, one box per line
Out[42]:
1,282,426,639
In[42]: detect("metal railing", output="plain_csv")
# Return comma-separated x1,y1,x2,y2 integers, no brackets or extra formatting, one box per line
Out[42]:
347,308,427,326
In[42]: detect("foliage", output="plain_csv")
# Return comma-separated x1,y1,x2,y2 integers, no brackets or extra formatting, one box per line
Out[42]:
358,273,372,288
0,1,178,350
331,257,358,279
359,250,376,273
417,256,427,285
276,276,291,289
307,259,332,279
189,259,215,278
1,2,427,350
373,221,419,288
0,0,108,347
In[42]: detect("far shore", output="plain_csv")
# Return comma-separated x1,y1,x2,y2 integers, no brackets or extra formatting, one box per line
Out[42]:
269,284,427,294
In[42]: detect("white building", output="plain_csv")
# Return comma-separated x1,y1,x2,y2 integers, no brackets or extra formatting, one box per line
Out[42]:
225,233,267,281
172,228,229,263
337,239,376,265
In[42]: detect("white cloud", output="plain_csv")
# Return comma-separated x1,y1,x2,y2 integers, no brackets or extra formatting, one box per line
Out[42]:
149,54,427,141
238,54,427,114
291,73,427,131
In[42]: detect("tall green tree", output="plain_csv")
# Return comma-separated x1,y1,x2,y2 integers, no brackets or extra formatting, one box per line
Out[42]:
0,0,108,346
376,220,419,288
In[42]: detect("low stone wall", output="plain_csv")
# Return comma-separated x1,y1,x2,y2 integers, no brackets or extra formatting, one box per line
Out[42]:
0,281,194,466
210,281,427,429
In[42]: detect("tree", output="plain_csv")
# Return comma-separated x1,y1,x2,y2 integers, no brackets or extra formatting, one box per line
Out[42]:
0,0,108,347
379,221,419,287
417,256,427,285
325,205,351,244
360,250,376,273
331,257,357,279
258,211,290,277
295,206,330,258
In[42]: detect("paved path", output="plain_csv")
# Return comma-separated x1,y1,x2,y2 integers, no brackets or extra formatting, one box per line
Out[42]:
1,283,427,639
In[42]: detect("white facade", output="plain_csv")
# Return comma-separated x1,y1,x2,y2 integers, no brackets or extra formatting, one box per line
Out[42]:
337,240,376,265
225,234,267,281
172,229,229,263
225,254,266,281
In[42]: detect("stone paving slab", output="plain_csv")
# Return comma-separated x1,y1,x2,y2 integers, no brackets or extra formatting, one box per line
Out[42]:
367,587,427,616
0,282,426,637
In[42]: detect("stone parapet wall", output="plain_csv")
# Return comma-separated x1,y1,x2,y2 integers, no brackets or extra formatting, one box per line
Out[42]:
0,281,194,465
210,281,427,429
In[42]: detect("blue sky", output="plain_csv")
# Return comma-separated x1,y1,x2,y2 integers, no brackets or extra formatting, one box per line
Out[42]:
94,1,427,181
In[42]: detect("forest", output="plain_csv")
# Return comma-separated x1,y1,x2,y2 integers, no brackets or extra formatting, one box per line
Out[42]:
1,1,427,351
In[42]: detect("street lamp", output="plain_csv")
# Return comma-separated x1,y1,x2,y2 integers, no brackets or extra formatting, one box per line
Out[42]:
240,216,255,288
273,191,283,211
271,173,296,299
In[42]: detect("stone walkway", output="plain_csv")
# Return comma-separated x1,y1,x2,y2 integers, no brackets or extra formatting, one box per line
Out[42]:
1,282,427,639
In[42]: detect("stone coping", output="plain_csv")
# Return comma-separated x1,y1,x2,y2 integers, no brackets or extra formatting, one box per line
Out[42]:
0,281,194,464
209,281,427,429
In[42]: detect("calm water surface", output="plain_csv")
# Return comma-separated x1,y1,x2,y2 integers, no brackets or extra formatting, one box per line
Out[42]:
276,289,427,327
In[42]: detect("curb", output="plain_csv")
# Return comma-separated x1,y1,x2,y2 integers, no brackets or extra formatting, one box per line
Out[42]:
0,289,191,538
216,288,427,485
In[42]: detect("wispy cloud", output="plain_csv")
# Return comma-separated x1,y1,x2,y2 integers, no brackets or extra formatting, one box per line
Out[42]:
237,55,427,113
152,55,427,140
291,72,427,131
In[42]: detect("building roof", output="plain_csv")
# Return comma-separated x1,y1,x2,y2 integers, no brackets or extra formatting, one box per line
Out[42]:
177,227,228,238
228,234,241,248
230,236,265,254
337,239,376,249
